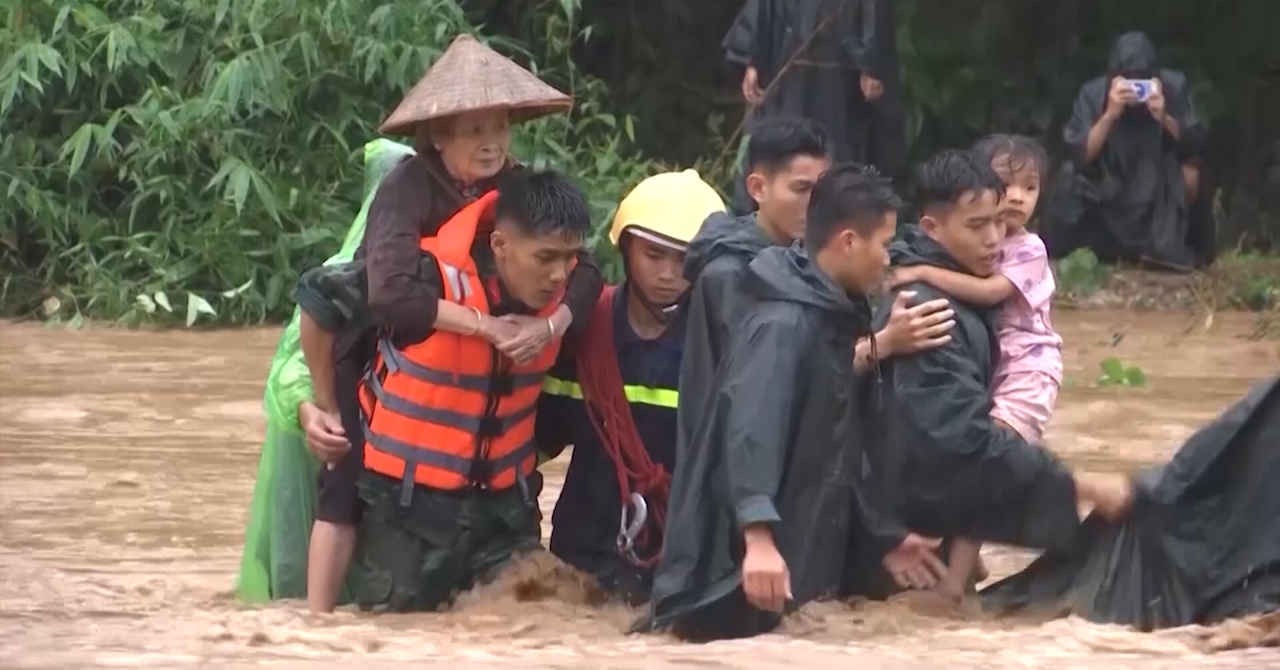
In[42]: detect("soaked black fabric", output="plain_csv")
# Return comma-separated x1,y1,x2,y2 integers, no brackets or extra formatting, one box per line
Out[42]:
315,348,369,525
354,472,543,612
723,0,905,175
677,211,775,464
982,378,1280,629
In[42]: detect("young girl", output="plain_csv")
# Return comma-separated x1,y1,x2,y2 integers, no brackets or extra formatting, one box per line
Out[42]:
890,134,1064,600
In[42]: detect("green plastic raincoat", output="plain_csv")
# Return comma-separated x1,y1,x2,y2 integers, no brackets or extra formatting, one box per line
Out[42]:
235,139,415,603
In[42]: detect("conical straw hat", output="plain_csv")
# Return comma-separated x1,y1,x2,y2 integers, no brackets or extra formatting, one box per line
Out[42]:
378,34,572,135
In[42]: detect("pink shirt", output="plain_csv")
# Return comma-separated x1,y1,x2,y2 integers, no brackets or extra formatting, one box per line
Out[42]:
994,231,1063,383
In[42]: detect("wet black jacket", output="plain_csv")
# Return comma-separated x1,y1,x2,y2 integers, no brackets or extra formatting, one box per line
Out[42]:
874,227,1080,553
640,243,904,639
676,211,775,462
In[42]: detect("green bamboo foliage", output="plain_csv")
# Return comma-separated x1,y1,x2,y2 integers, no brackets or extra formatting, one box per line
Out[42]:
1,0,649,326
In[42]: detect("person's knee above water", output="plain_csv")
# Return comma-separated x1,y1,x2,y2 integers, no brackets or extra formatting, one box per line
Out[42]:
872,150,1134,598
537,170,726,607
1049,30,1210,269
640,164,948,642
354,169,592,614
886,136,1065,601
290,34,604,615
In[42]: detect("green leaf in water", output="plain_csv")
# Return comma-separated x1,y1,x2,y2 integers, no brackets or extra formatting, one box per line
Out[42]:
1099,356,1125,381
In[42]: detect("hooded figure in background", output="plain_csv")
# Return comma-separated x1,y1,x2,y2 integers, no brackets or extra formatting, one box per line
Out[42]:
1045,31,1212,270
722,0,905,211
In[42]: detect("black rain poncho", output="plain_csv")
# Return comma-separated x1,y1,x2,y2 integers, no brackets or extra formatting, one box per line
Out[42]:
723,0,906,176
982,377,1280,629
676,211,775,458
1044,31,1210,269
638,243,905,640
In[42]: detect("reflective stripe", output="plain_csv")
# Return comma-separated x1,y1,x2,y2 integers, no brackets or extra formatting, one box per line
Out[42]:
362,420,536,504
365,372,537,435
440,262,471,302
542,376,679,409
378,338,544,392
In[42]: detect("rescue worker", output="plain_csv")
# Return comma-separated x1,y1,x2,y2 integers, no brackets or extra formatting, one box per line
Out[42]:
293,34,603,614
352,169,593,612
680,117,955,464
536,171,726,606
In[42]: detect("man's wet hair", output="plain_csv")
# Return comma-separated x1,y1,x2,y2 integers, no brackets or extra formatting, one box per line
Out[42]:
746,117,830,175
495,169,592,239
915,149,1006,216
804,163,902,249
972,134,1049,181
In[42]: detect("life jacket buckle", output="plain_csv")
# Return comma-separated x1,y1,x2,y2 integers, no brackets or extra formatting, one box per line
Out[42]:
616,492,648,564
468,459,493,487
491,375,514,397
476,416,503,437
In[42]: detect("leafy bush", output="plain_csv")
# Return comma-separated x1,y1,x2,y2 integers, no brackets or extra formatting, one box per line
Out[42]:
1,0,652,326
1054,248,1109,298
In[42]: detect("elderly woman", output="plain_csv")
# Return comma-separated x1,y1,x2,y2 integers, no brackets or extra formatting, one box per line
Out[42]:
275,35,603,614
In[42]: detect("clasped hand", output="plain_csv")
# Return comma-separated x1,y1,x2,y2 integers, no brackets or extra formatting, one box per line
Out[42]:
477,313,557,365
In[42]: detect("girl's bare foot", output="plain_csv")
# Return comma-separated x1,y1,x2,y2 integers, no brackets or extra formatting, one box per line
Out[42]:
974,556,990,582
934,577,965,606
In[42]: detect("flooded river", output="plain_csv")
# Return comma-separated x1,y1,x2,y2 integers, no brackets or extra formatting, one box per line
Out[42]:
2,310,1279,668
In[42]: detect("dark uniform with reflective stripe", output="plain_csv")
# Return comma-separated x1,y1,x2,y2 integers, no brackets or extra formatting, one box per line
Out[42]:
535,284,685,605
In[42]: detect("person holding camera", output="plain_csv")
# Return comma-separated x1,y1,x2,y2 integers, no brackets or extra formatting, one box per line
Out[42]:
1044,31,1213,271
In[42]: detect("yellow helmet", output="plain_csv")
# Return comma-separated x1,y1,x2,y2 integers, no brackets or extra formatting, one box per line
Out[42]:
609,169,726,251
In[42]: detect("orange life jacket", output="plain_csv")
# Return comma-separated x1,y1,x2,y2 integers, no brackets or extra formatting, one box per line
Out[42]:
359,190,564,503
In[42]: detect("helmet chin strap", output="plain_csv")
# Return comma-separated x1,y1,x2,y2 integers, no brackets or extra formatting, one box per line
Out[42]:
620,248,685,325
626,280,685,325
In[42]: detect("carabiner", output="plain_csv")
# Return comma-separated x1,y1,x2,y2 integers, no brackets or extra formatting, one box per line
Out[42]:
616,492,648,559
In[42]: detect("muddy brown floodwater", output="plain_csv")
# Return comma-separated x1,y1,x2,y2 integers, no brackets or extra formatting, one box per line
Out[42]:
2,310,1280,669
